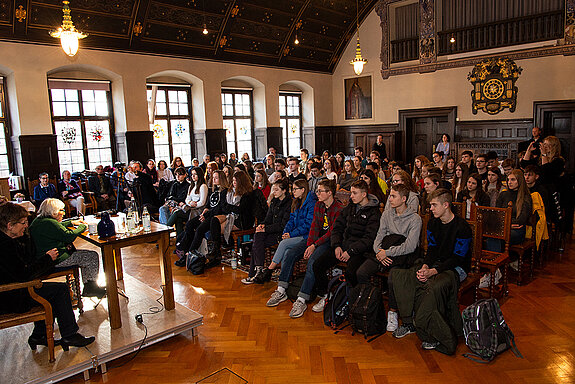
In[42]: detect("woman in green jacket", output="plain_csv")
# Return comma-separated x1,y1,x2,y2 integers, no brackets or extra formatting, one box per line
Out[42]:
30,198,105,298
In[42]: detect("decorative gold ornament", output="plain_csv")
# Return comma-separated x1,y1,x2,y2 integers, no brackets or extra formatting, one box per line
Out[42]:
49,1,88,57
231,5,239,18
15,5,26,22
467,57,522,115
133,22,143,36
219,36,227,47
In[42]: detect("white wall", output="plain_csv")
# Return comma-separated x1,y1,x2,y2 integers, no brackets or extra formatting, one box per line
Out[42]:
332,9,575,125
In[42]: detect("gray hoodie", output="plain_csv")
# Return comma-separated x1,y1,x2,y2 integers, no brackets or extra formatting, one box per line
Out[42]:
373,205,422,257
384,190,419,214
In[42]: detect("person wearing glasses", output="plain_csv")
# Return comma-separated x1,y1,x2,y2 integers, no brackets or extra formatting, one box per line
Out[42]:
0,202,96,352
390,189,472,354
33,172,58,208
88,165,116,211
385,170,420,213
474,154,489,183
266,180,343,318
29,198,105,298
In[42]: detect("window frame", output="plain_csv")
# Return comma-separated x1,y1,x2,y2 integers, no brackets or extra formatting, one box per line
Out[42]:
221,88,255,159
279,92,303,158
147,84,194,165
0,77,13,177
48,81,116,173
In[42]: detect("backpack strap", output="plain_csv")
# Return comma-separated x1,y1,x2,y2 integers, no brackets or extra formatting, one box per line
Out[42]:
462,353,491,364
509,336,523,359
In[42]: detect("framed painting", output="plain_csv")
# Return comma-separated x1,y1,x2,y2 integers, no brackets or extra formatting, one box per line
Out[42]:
345,75,372,120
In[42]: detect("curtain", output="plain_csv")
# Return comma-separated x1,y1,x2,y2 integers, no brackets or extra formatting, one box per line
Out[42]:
395,3,419,40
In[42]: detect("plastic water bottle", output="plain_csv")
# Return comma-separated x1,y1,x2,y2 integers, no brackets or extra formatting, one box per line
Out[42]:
142,207,151,232
126,206,135,233
130,197,139,224
230,250,238,269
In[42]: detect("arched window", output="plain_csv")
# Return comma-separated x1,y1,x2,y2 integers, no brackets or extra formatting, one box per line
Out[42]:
147,84,193,165
279,92,302,157
221,89,254,159
0,77,11,177
48,79,115,173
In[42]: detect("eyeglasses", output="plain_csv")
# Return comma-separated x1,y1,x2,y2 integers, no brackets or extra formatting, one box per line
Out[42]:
316,189,329,194
59,209,66,212
293,187,304,191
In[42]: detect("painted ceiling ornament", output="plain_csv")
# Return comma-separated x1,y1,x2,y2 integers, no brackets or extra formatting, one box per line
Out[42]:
467,57,522,115
175,122,185,137
90,124,104,142
153,124,165,139
61,125,77,145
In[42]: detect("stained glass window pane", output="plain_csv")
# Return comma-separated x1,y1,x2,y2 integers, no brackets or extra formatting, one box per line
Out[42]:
171,119,190,145
85,121,111,149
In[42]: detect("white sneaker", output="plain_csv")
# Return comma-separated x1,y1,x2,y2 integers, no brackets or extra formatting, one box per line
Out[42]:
386,311,399,332
312,296,327,312
241,276,255,285
289,300,307,318
266,290,287,307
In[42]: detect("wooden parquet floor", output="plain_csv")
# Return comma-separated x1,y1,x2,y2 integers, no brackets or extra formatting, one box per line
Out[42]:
60,239,575,384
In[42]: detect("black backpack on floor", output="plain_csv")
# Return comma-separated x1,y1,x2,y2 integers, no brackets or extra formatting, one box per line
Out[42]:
323,274,350,329
348,283,387,340
462,298,522,363
186,252,206,275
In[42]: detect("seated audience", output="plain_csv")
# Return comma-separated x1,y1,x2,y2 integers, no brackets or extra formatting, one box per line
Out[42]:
390,189,472,355
353,155,363,171
354,146,368,168
323,158,338,180
143,159,158,184
485,166,504,207
432,151,444,169
337,159,359,191
200,154,210,173
251,179,317,284
299,149,310,173
88,165,116,211
474,154,489,182
241,152,251,163
29,198,105,298
228,153,238,167
287,157,306,184
308,162,326,193
223,165,234,186
456,173,491,218
0,202,95,350
265,154,275,176
412,155,430,186
170,157,185,177
420,173,442,213
58,170,85,215
366,161,388,195
372,184,422,332
451,163,470,197
253,169,271,200
157,160,175,185
460,150,477,173
494,169,533,247
265,179,343,316
158,167,190,225
322,150,331,162
385,170,420,213
33,173,59,208
243,179,292,283
359,169,387,206
442,156,456,181
130,161,160,213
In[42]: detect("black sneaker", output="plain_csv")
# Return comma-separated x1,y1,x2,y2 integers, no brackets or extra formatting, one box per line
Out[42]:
392,323,416,339
254,268,273,284
174,258,186,267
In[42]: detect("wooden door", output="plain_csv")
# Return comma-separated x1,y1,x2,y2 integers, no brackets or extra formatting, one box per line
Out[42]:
543,110,575,171
406,116,448,161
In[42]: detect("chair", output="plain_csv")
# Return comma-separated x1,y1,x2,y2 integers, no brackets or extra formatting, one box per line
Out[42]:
452,201,466,219
77,178,98,214
43,267,84,314
335,190,351,207
0,280,55,363
472,203,512,299
457,219,483,304
27,177,57,206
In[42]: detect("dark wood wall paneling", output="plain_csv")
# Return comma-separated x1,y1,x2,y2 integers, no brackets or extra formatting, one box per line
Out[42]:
315,124,400,159
18,135,59,181
205,129,227,157
266,127,283,155
124,131,155,165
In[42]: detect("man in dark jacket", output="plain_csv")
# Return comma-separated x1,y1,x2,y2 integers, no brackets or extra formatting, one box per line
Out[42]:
88,165,116,210
130,161,160,213
289,180,381,318
0,202,94,349
390,189,472,355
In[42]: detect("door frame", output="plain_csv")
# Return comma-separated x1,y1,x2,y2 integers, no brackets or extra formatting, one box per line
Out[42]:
533,100,575,129
398,106,457,163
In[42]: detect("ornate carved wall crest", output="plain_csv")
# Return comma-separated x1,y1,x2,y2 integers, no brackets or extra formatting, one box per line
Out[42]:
467,57,522,115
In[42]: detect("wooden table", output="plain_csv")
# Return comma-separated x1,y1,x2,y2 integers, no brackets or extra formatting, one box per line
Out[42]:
78,222,174,329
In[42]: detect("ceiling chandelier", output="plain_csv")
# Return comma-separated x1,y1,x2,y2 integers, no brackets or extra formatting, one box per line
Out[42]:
49,1,87,57
350,0,367,75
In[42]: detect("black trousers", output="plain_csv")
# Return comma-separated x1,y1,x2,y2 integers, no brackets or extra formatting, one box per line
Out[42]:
189,217,222,256
31,282,79,339
176,215,202,252
249,232,279,277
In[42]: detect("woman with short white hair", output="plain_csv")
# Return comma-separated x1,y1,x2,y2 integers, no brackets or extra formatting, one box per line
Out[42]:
29,198,105,298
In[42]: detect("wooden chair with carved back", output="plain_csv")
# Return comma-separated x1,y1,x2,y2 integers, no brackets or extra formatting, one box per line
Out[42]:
27,176,57,207
509,212,538,286
0,280,55,362
452,201,466,219
78,178,98,214
457,219,483,304
42,267,84,314
471,203,512,299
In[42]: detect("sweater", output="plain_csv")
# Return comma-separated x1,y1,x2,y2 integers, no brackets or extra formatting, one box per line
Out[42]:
166,180,190,204
263,195,293,238
423,215,472,274
496,189,533,226
331,194,381,258
185,183,208,209
283,192,317,239
373,207,422,258
33,183,58,205
29,217,86,263
384,191,419,214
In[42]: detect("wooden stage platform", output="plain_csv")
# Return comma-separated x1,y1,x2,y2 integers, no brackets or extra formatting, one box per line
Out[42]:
2,275,203,384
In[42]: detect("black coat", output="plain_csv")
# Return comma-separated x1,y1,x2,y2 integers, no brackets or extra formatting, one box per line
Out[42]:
133,171,159,207
264,196,293,239
0,231,55,314
331,195,381,258
166,180,190,203
87,174,113,197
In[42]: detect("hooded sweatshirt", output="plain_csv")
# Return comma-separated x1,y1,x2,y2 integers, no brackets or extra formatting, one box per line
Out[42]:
331,194,381,258
373,205,422,258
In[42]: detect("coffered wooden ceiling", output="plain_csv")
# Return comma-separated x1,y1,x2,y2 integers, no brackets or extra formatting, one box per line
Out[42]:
0,0,379,73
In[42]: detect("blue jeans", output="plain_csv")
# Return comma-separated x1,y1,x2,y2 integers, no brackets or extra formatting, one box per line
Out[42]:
158,205,170,225
486,227,527,252
272,236,306,265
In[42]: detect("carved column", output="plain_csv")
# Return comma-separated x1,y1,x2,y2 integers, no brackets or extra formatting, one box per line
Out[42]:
418,0,437,72
375,1,391,79
566,0,575,44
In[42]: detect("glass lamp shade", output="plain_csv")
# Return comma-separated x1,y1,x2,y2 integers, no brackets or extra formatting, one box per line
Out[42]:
350,38,367,76
60,30,80,56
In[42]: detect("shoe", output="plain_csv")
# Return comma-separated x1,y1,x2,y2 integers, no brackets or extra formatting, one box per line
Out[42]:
253,268,273,284
312,296,327,313
289,300,307,318
392,323,416,339
82,281,106,299
60,333,96,351
241,275,256,285
174,257,186,267
386,311,399,332
28,335,61,350
266,290,287,307
509,260,519,271
421,341,440,350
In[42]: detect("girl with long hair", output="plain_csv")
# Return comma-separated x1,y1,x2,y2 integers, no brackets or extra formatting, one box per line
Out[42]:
248,178,317,284
496,169,533,245
485,166,504,206
165,167,208,237
412,155,430,183
457,173,490,218
253,169,271,199
143,159,158,184
223,165,234,186
156,160,174,183
322,150,331,162
170,157,185,177
442,156,456,181
359,169,386,205
205,161,219,187
323,158,338,180
385,170,419,212
337,159,359,191
451,162,470,197
335,152,346,173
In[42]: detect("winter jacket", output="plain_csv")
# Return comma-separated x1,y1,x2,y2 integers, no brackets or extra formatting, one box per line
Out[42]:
283,192,317,239
331,194,381,258
264,195,293,238
166,179,191,203
423,215,472,273
373,207,422,258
